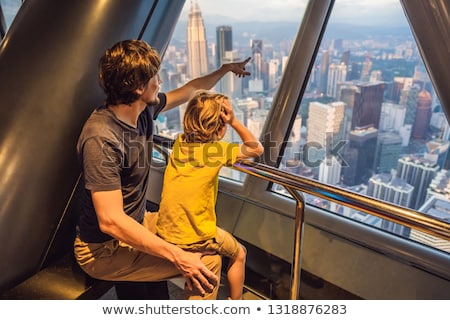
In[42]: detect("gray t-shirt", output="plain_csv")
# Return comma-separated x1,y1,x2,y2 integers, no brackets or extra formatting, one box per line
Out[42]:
77,93,166,243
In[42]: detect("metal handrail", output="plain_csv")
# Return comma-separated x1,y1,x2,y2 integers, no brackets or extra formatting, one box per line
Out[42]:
233,159,450,240
233,159,450,300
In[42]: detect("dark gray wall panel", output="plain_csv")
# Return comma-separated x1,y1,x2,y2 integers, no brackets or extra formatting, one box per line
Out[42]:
400,0,450,122
0,0,162,292
140,0,185,55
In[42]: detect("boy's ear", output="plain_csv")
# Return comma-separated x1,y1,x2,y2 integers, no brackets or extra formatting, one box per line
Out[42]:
219,125,227,136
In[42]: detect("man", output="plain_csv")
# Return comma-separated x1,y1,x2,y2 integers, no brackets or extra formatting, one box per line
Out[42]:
74,39,250,299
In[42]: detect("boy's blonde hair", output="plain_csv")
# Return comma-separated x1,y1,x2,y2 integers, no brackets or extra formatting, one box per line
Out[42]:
183,90,228,143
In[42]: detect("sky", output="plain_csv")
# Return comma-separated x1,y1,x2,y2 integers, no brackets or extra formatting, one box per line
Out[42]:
182,0,408,27
1,0,409,28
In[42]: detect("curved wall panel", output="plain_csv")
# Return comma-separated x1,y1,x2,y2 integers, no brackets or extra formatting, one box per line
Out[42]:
400,0,450,121
0,0,185,292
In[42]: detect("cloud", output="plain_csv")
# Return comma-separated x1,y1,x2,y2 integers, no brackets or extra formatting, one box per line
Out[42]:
184,0,407,26
185,0,307,22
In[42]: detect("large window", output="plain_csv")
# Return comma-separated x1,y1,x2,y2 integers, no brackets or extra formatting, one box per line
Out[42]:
157,0,449,254
157,0,307,181
0,0,22,34
275,0,450,253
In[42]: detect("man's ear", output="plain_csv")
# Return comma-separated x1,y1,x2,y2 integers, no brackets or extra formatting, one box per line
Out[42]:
135,87,144,95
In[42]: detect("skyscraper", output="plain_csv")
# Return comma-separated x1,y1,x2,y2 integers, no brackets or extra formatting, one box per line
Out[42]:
318,155,342,185
360,57,372,81
219,50,243,98
319,50,330,94
379,102,406,132
327,63,347,98
367,173,413,236
351,81,385,130
342,126,378,186
216,25,232,68
411,90,432,139
306,101,345,147
187,1,208,78
306,101,345,174
403,84,419,125
247,39,264,92
374,131,403,174
251,39,263,80
424,139,450,169
397,155,439,210
368,173,413,209
340,50,350,66
426,169,450,202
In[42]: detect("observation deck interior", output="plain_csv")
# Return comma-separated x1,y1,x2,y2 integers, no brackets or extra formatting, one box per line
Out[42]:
0,0,449,300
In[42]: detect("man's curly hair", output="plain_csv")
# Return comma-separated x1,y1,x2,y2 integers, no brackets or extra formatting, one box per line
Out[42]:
98,39,161,106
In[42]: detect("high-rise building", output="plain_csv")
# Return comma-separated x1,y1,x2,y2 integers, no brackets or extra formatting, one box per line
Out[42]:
318,155,342,185
306,101,344,176
411,90,432,139
397,155,439,210
430,111,450,141
368,173,414,209
351,81,385,130
403,84,419,124
159,68,170,93
327,63,347,98
248,39,264,92
424,139,450,169
342,126,378,186
306,101,345,147
251,39,263,80
374,131,403,174
340,50,350,66
216,25,232,68
360,57,372,81
236,97,259,126
369,70,382,82
426,169,450,202
218,50,243,98
247,109,268,140
337,83,357,137
319,50,330,94
348,62,361,81
379,102,406,132
367,173,413,236
386,77,407,103
268,59,280,91
187,1,208,78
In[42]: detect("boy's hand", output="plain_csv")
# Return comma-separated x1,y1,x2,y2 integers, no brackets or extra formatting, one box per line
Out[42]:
220,98,235,125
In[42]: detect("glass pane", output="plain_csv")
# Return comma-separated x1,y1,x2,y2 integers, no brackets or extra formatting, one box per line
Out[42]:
157,0,307,182
274,0,450,253
0,0,22,34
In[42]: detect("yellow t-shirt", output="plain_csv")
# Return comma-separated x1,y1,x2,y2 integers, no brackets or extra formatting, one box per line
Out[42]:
156,134,240,245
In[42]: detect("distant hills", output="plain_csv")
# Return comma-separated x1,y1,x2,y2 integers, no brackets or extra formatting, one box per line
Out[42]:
172,17,412,46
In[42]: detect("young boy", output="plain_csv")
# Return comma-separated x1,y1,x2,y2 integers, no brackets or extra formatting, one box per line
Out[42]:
156,90,264,300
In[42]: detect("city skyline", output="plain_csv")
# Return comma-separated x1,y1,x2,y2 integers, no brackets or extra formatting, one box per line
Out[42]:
157,0,450,253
